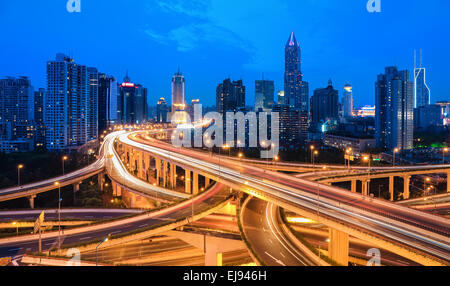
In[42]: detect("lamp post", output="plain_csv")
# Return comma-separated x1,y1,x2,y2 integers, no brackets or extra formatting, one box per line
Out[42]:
54,182,62,250
62,156,68,176
17,164,24,186
313,150,319,173
443,147,448,164
96,237,109,266
310,145,315,165
393,148,399,167
363,155,371,196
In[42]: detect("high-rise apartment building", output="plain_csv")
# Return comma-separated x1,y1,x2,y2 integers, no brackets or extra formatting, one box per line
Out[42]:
375,66,414,150
45,53,98,151
118,73,148,125
34,88,45,148
255,77,275,112
216,79,246,114
342,83,354,118
310,80,339,129
98,74,118,132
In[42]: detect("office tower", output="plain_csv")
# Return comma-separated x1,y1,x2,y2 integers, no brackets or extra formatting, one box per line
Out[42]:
413,104,443,130
436,101,450,126
216,79,246,114
255,77,275,112
119,73,148,124
87,67,98,141
310,80,339,129
414,50,431,108
34,88,45,148
172,69,186,112
45,54,98,150
0,77,35,152
375,66,414,150
156,98,169,123
277,91,285,105
272,104,301,150
342,83,354,118
98,74,118,132
186,99,200,121
284,31,302,108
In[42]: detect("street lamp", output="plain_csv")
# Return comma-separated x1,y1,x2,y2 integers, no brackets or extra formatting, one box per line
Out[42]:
17,164,24,186
393,148,399,167
54,181,62,250
313,150,319,172
443,147,448,164
345,148,352,170
96,237,109,266
310,145,315,164
62,156,68,176
363,155,371,196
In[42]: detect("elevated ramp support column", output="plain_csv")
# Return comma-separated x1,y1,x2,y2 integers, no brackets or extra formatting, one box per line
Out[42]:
163,161,168,188
403,176,411,200
170,163,177,189
329,228,349,266
361,179,368,196
205,177,211,189
447,172,450,193
389,176,394,201
351,180,356,193
193,173,199,195
29,195,36,209
155,158,161,186
185,169,192,194
98,173,104,191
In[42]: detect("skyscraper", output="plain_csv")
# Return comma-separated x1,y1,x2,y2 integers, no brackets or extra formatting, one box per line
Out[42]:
119,73,148,125
156,98,169,123
310,80,339,129
255,77,275,111
45,53,98,150
283,32,309,141
98,74,118,132
375,66,414,150
172,69,186,112
277,91,285,105
34,88,45,148
216,79,246,114
0,77,35,152
342,83,354,118
272,104,301,150
414,50,431,108
87,67,98,141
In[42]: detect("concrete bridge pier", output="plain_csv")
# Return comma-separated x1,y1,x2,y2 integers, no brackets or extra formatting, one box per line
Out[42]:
193,173,199,195
163,161,168,188
447,172,450,193
205,177,211,189
155,158,161,186
29,195,36,209
403,176,411,200
170,163,177,189
185,169,192,194
98,173,104,191
361,179,368,196
389,176,394,201
328,228,349,266
351,180,356,193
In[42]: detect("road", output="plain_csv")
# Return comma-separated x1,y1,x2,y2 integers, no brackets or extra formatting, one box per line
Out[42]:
0,183,230,259
125,132,450,264
242,197,316,266
0,209,143,222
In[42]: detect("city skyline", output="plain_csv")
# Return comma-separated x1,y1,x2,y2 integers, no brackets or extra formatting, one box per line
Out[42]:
1,0,449,108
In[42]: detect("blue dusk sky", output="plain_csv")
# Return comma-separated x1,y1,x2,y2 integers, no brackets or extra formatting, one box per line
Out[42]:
0,0,449,108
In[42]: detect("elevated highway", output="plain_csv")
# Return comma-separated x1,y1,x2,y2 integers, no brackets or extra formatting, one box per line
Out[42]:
120,131,450,266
